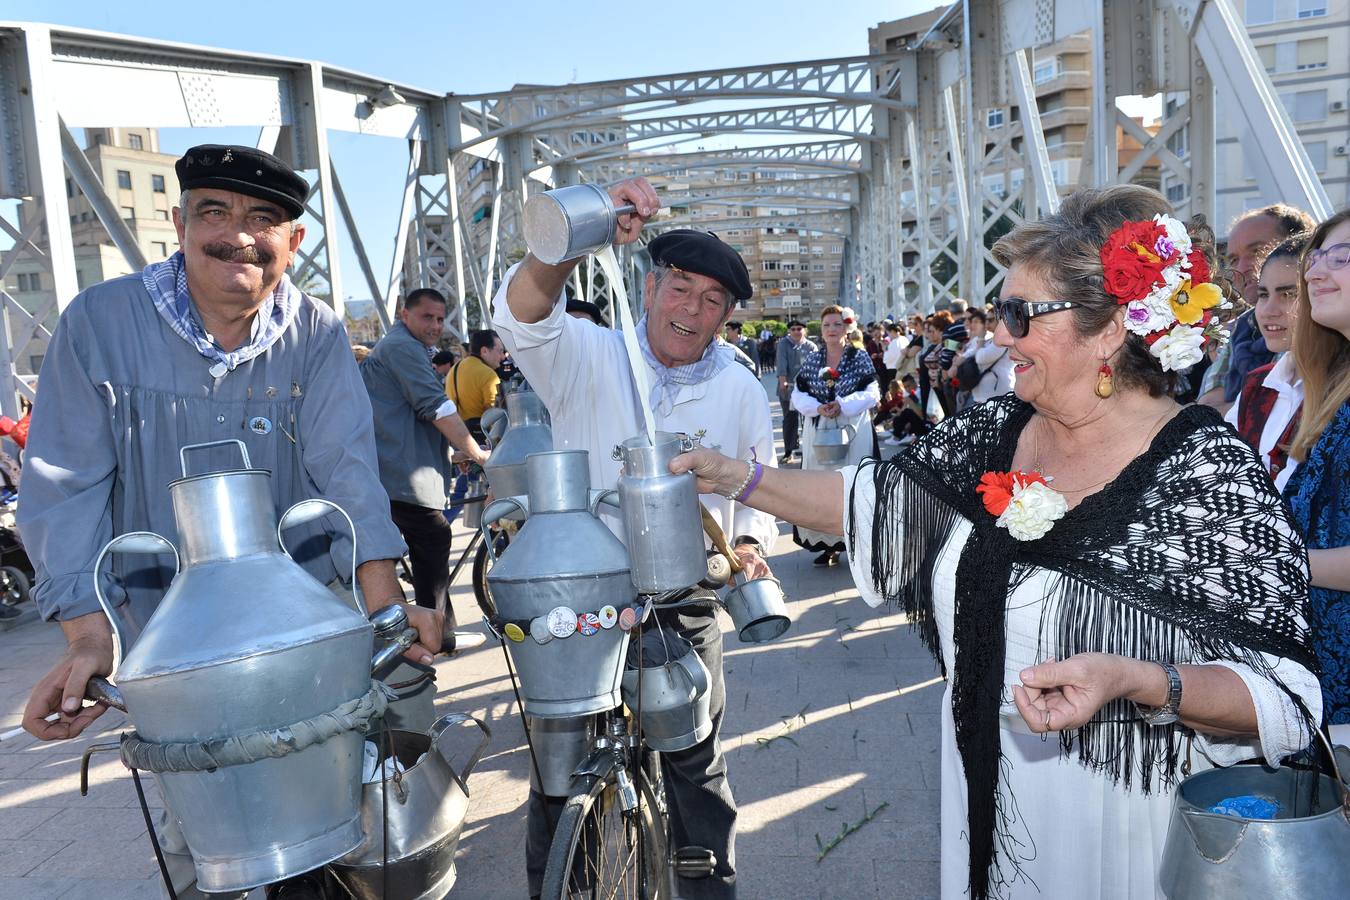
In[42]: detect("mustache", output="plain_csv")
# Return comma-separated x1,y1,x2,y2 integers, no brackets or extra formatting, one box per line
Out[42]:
203,242,274,265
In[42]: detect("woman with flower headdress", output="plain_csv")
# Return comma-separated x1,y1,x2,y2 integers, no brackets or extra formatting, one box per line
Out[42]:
671,185,1320,899
790,304,879,566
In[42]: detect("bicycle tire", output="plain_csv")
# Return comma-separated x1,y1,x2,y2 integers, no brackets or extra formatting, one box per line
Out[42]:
471,530,509,621
540,762,669,900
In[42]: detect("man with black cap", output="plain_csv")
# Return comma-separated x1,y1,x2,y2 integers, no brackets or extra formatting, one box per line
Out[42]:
19,144,440,898
493,176,776,900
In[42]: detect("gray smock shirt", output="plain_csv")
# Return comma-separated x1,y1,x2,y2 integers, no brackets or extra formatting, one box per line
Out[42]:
18,272,406,628
359,322,452,510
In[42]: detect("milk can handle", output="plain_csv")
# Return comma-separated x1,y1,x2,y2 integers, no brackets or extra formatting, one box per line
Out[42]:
590,489,620,517
92,531,180,677
277,499,364,616
480,497,528,562
429,712,493,795
179,439,251,478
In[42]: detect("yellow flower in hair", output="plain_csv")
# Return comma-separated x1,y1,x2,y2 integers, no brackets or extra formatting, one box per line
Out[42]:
1168,279,1221,326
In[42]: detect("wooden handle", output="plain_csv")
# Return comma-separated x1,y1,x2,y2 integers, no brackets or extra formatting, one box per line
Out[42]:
700,505,744,575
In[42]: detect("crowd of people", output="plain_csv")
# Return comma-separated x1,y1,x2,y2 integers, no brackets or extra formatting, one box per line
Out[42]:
6,142,1350,900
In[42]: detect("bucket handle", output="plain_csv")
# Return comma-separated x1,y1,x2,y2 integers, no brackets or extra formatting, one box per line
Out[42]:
179,439,251,478
429,712,492,796
590,488,620,517
92,531,180,677
277,499,364,616
480,497,528,562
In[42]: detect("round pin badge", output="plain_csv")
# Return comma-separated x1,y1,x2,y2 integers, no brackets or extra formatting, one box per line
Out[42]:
618,606,638,632
577,612,601,636
530,617,553,645
503,622,526,643
598,605,619,629
547,606,578,639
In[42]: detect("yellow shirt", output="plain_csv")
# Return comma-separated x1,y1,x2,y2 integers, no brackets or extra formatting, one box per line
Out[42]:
444,355,500,420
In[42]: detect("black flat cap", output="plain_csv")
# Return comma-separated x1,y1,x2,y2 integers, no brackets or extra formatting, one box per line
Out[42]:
648,229,752,301
176,145,309,220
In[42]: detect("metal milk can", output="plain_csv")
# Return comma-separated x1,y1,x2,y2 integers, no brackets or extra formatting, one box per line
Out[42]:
483,384,553,504
621,632,712,752
96,441,378,893
612,432,706,593
482,450,635,718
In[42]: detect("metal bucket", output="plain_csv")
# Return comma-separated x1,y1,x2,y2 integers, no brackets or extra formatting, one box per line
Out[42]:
523,183,623,265
723,574,791,643
613,432,706,594
329,714,491,900
621,633,712,753
483,451,635,718
813,419,856,466
99,442,374,893
528,716,596,796
1159,736,1350,899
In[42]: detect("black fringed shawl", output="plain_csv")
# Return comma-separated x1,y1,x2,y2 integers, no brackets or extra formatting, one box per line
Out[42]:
846,395,1317,900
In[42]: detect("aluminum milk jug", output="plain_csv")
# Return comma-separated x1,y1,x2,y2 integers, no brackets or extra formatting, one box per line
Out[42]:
612,432,706,593
98,441,376,893
483,384,553,502
482,450,634,717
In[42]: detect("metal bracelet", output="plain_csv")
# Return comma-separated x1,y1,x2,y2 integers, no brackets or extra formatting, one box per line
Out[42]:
724,460,755,500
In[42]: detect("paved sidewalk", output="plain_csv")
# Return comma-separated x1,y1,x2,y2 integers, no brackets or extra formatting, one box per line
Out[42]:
0,404,944,899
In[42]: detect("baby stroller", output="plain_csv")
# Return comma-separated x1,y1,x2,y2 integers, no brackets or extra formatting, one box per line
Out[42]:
0,523,32,608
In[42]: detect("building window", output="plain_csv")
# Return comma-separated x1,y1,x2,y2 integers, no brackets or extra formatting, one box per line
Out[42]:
117,170,132,189
1281,89,1328,122
1298,0,1327,18
152,241,168,258
986,109,1005,129
828,244,842,254
66,178,75,198
1032,57,1059,85
128,133,143,150
69,214,78,226
812,262,825,272
30,355,43,373
813,280,826,290
154,209,169,220
1165,182,1187,203
1304,140,1328,173
121,206,135,220
152,174,166,193
15,273,26,292
1296,38,1328,70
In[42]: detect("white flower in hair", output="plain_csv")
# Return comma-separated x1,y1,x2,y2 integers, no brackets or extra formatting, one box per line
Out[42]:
1124,297,1175,336
1149,323,1207,372
1152,214,1193,260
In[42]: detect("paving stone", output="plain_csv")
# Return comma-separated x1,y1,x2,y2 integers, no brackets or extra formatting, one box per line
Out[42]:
0,839,69,877
0,876,82,899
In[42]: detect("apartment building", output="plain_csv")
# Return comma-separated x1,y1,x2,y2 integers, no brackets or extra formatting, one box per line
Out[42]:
3,127,179,373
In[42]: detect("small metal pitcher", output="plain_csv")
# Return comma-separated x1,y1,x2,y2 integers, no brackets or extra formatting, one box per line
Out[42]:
723,573,791,643
621,633,712,753
613,432,706,594
1159,731,1350,898
523,183,635,264
329,714,491,900
813,418,856,466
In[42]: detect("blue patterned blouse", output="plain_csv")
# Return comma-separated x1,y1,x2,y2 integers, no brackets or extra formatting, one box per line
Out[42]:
1285,400,1350,723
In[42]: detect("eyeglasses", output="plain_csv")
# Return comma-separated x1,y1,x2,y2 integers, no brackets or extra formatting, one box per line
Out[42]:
1306,242,1350,273
992,297,1082,338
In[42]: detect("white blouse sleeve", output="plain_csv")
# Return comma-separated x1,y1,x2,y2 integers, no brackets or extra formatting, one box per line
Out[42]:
1192,655,1321,767
841,464,887,609
837,381,881,418
791,387,821,417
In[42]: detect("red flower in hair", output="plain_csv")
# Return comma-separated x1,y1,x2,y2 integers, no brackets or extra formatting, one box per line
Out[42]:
1101,220,1169,303
1186,249,1211,285
976,470,1048,517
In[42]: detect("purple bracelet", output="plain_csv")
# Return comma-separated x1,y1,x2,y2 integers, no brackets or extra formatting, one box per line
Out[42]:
734,461,765,502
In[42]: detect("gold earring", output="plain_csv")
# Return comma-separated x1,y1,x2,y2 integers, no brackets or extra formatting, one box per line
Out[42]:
1095,361,1114,399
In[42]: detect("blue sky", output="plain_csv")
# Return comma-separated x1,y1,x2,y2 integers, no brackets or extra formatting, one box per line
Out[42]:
2,0,939,301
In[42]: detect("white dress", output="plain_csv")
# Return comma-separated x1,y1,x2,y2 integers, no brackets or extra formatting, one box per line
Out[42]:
839,464,1322,899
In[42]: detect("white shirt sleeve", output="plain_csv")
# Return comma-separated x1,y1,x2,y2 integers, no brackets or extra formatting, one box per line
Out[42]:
434,397,458,420
1223,393,1241,428
841,464,887,609
1192,656,1321,767
837,381,881,418
791,386,821,417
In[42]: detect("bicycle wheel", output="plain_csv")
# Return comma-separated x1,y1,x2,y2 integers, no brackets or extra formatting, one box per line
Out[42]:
541,762,669,900
471,529,509,621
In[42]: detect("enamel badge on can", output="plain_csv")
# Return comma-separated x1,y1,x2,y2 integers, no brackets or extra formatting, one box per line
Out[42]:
547,606,578,639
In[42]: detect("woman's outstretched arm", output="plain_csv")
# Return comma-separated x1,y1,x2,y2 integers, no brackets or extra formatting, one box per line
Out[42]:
670,449,846,536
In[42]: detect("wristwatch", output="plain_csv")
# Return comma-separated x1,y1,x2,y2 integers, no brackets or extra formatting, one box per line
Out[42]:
1135,661,1183,726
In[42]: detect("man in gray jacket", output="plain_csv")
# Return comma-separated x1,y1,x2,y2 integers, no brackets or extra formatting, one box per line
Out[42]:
774,320,817,463
18,145,443,896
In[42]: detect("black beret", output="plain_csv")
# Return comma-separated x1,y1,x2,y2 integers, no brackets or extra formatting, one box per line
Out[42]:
176,145,308,220
648,229,752,301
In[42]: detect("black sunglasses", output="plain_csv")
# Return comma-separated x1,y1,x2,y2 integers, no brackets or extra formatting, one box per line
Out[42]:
993,297,1082,338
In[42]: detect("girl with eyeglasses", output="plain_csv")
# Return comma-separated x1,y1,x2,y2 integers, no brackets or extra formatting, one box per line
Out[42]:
1283,207,1350,745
